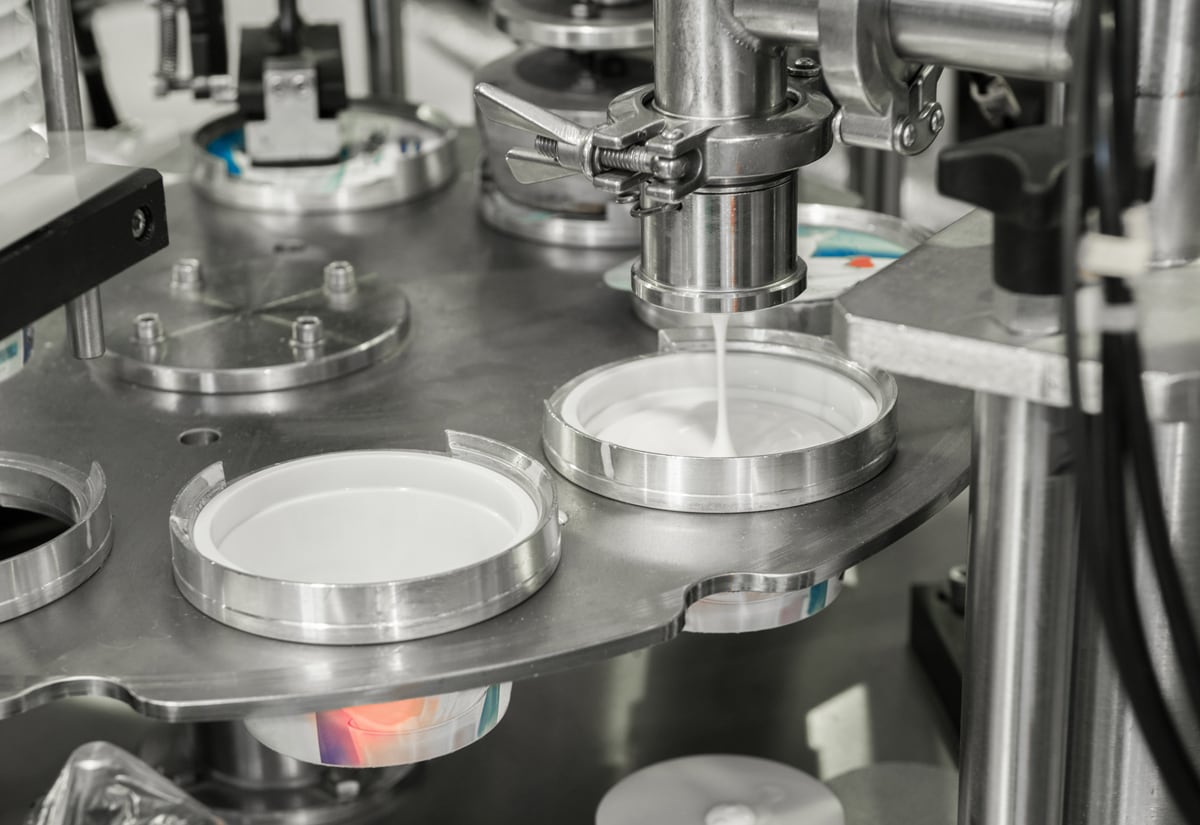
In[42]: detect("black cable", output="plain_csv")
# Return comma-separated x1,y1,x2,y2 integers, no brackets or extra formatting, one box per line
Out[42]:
72,1,119,129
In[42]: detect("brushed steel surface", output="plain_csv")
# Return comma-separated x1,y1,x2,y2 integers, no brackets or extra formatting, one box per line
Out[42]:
542,329,897,513
169,433,562,644
492,0,653,51
0,454,113,623
0,164,968,721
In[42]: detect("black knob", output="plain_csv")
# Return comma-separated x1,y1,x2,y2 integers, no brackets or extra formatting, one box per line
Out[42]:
937,126,1068,296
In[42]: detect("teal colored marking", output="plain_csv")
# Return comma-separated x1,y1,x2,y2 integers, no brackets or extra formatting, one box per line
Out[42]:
477,685,501,736
206,129,245,176
807,580,829,615
0,341,18,363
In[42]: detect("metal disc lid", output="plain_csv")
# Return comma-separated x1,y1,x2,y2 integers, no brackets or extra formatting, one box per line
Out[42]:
246,684,512,768
596,755,845,825
543,329,898,513
170,432,561,644
492,0,652,51
684,576,844,634
0,453,112,622
191,101,458,214
634,204,930,334
103,255,411,395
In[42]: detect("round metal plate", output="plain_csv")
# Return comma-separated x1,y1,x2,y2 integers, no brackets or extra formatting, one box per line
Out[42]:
492,0,652,50
543,329,898,512
192,101,458,214
102,250,410,395
480,179,641,248
596,755,844,825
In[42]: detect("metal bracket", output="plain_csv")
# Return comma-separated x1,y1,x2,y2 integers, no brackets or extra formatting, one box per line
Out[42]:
819,0,945,154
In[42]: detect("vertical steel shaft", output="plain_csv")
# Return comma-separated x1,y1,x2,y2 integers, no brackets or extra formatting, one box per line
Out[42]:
652,0,787,119
1136,0,1200,267
364,0,406,101
848,148,904,217
959,394,1077,825
33,0,105,359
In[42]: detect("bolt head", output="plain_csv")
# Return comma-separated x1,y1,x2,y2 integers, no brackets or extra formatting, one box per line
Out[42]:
131,208,151,240
334,779,360,802
134,312,165,345
899,121,918,150
661,127,684,141
291,315,324,347
787,57,821,79
323,261,358,295
170,258,204,290
929,104,946,134
570,1,595,18
290,73,309,93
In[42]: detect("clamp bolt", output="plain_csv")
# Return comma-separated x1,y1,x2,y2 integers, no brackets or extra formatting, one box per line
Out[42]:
323,261,358,295
290,73,309,93
929,104,946,134
661,127,684,141
899,121,918,150
787,57,822,79
170,258,204,291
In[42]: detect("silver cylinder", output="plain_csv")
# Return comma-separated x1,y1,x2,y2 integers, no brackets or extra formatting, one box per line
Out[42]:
959,394,1078,825
1135,0,1200,266
733,0,1074,81
364,0,406,100
1065,420,1200,825
653,0,787,119
199,722,320,790
848,148,905,217
633,173,802,313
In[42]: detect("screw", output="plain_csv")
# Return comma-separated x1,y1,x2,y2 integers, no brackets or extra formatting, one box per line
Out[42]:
787,57,821,79
170,258,204,290
334,779,360,802
323,261,358,295
929,104,946,134
661,127,684,141
131,208,151,240
134,312,165,345
290,73,309,93
899,121,918,150
291,315,324,347
570,1,595,18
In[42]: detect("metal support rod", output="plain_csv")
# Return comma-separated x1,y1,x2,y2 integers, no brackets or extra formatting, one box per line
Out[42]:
848,148,904,216
654,0,787,119
364,0,406,101
33,0,105,359
1135,0,1200,266
732,0,1075,81
959,394,1078,825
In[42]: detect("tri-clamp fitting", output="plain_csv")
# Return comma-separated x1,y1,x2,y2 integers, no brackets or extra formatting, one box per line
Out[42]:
476,0,836,314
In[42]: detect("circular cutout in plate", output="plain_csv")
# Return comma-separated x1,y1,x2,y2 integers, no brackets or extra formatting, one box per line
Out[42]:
246,684,512,768
192,101,457,214
543,329,897,512
170,432,561,644
596,755,844,825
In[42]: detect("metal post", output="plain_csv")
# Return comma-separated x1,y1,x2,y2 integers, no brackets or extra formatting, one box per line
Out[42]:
653,0,786,119
364,0,406,101
1064,420,1200,825
32,0,105,359
1135,0,1200,266
848,148,905,216
959,393,1078,825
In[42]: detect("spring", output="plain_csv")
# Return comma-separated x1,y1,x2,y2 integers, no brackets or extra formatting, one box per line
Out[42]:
157,0,179,84
0,0,45,186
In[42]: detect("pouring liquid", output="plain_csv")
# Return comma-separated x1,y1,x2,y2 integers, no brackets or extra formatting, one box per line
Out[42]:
710,314,737,457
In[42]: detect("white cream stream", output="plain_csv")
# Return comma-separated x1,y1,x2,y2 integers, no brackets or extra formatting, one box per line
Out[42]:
710,314,737,457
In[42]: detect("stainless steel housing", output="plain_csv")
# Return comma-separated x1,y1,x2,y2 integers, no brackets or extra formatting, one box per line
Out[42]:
191,102,458,214
169,432,562,645
543,328,898,512
0,454,112,623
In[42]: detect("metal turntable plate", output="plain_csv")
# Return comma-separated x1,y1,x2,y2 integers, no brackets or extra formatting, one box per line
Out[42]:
492,0,653,50
0,147,968,721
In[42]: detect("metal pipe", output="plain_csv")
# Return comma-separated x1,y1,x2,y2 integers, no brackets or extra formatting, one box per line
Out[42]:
1065,420,1200,825
33,0,105,359
848,148,904,216
364,0,406,101
653,0,787,120
733,0,1075,81
959,394,1078,825
1135,0,1200,266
